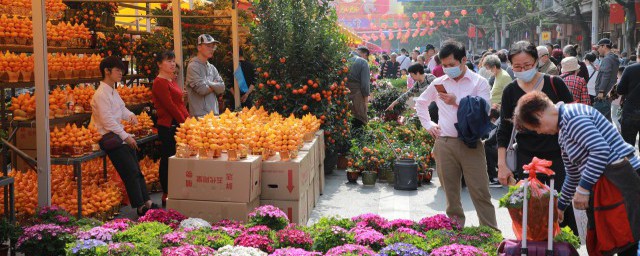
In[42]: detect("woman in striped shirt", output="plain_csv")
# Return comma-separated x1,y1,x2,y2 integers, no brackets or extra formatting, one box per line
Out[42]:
514,91,640,255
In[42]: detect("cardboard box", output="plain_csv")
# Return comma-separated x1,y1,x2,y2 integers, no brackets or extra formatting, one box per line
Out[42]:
167,198,259,223
306,182,314,214
300,138,318,185
14,128,37,150
314,173,320,206
261,152,313,201
261,189,309,225
168,155,262,203
15,149,36,171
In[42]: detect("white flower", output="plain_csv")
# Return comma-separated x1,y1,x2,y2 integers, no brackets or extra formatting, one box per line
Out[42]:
214,245,267,256
179,218,212,230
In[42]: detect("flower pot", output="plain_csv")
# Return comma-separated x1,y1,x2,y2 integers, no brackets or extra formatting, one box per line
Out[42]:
361,171,377,186
394,158,418,191
337,154,349,170
0,244,9,256
346,171,359,184
424,168,434,184
386,169,395,185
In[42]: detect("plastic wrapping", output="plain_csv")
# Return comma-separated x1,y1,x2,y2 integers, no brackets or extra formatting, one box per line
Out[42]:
508,157,561,241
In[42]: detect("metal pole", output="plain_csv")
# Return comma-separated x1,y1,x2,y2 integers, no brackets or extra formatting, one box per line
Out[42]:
146,4,151,32
501,15,506,49
172,0,184,89
32,0,52,208
591,0,599,45
232,0,241,110
494,21,499,50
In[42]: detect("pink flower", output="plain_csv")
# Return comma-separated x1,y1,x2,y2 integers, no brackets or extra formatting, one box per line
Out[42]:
430,243,487,256
418,214,460,232
234,233,274,253
351,213,390,231
102,219,132,231
276,228,313,250
138,209,187,229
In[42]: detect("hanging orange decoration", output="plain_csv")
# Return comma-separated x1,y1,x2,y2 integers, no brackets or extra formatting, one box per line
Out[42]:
416,22,421,28
444,10,451,17
477,8,484,15
429,12,436,19
461,9,468,16
441,20,446,25
393,22,398,29
412,12,418,19
454,19,459,25
429,20,435,27
404,21,410,28
397,30,402,39
389,32,394,40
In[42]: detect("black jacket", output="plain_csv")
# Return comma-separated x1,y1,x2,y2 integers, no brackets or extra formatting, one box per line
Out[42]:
455,96,492,148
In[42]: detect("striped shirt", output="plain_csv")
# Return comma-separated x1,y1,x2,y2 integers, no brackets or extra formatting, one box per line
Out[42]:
557,103,640,210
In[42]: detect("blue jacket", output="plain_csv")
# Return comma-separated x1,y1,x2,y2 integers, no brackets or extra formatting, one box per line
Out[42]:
455,96,492,148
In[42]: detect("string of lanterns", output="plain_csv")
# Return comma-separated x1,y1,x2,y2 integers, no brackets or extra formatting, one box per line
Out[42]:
357,8,484,42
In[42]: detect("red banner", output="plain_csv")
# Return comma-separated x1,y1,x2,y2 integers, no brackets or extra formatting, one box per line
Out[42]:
610,4,624,24
468,26,484,38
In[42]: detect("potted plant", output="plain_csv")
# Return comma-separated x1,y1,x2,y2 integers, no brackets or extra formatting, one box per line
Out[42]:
15,224,75,256
370,83,406,122
361,170,377,186
346,169,359,184
0,218,14,255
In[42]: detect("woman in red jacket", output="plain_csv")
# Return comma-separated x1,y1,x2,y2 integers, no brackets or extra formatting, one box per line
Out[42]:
152,51,189,206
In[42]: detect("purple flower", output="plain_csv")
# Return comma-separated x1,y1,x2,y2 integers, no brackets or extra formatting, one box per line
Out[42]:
275,228,313,250
350,227,385,251
162,231,187,245
378,242,429,256
138,209,187,229
234,233,274,253
389,219,415,230
69,239,107,254
394,227,426,238
325,244,376,256
38,205,64,216
269,248,322,256
16,224,73,248
102,219,132,231
249,205,289,220
161,244,216,256
418,214,460,232
351,213,390,231
76,227,118,241
430,244,488,256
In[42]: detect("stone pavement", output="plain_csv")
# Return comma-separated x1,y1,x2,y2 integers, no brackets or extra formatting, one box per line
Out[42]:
309,169,589,254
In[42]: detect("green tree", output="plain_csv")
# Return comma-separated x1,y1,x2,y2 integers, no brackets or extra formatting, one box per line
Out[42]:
614,0,637,55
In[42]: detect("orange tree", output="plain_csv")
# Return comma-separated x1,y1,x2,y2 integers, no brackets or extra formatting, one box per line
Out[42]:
250,0,352,154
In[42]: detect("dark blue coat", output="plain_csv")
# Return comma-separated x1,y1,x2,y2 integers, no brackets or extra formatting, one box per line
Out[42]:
455,96,492,148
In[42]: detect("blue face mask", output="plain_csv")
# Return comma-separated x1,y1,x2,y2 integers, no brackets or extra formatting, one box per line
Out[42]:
443,65,462,79
514,66,537,83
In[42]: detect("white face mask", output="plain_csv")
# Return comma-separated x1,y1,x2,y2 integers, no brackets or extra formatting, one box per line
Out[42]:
514,66,537,83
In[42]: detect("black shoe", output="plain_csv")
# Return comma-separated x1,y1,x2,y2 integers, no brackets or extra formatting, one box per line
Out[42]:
489,180,502,188
137,205,149,217
150,203,160,209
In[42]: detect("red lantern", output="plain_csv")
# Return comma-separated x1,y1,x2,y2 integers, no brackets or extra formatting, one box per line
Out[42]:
404,21,410,28
461,9,468,16
380,33,386,41
381,23,388,29
441,20,446,25
389,32,394,40
397,30,402,39
477,8,484,15
416,22,421,28
454,19,459,25
444,10,451,17
393,22,398,29
429,12,435,19
412,12,418,19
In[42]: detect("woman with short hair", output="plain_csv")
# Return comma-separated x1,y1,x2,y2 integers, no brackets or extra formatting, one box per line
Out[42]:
513,91,640,256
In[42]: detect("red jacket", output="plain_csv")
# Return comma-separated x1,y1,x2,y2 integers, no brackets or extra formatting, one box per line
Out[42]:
152,77,189,127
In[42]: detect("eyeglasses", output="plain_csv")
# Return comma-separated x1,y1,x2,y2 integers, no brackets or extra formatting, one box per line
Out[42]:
511,63,535,72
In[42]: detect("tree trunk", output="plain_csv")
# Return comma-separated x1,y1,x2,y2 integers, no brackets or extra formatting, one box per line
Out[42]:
572,1,592,54
617,0,637,55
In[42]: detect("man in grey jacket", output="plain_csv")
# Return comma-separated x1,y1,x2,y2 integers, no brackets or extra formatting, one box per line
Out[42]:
186,34,226,117
347,46,371,132
594,38,620,121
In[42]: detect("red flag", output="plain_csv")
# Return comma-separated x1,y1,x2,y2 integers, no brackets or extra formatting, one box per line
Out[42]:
610,4,625,24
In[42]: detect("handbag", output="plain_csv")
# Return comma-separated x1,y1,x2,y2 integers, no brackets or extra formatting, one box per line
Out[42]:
99,132,123,151
505,125,518,171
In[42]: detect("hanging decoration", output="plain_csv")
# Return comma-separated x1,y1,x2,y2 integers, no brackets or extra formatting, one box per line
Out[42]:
380,33,386,41
461,9,468,16
429,12,435,19
404,21,410,28
477,7,484,15
444,10,451,17
381,23,388,29
396,30,402,39
440,20,446,25
393,22,398,29
454,19,459,25
429,20,435,27
412,12,418,19
389,32,394,40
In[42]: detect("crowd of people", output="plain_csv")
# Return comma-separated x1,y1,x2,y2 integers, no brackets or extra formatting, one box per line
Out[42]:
348,38,640,255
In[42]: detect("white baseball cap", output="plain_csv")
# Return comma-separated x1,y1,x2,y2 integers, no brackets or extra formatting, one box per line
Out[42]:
197,34,220,45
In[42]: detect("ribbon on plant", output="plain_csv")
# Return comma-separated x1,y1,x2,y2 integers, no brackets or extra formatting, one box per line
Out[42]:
234,65,249,94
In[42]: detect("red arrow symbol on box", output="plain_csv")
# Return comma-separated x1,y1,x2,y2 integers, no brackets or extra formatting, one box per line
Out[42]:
287,169,294,193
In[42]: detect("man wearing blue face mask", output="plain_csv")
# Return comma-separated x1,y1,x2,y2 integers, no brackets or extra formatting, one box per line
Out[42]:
414,40,498,230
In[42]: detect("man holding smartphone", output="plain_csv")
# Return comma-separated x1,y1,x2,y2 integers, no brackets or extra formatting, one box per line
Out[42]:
186,34,226,117
414,40,497,230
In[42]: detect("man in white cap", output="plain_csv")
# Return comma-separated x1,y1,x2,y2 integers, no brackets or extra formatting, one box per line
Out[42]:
536,45,559,75
185,34,225,117
560,57,590,105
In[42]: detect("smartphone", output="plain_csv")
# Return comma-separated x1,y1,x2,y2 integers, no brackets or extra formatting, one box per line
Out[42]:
434,84,447,94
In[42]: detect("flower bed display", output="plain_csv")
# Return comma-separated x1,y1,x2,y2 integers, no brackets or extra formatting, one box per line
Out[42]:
3,205,582,256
